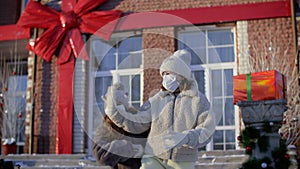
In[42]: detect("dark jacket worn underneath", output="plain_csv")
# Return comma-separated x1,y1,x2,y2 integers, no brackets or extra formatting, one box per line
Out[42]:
93,115,149,169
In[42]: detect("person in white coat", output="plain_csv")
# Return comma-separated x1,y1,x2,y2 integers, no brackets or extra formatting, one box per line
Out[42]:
104,49,217,169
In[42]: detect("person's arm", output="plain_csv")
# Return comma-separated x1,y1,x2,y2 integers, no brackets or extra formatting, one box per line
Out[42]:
183,110,216,148
103,85,152,134
163,94,216,149
182,94,216,148
106,103,152,134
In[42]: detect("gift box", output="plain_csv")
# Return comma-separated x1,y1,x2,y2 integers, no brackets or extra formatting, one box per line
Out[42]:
233,70,286,104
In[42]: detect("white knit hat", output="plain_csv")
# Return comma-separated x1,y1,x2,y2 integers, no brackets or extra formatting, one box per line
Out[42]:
160,49,192,80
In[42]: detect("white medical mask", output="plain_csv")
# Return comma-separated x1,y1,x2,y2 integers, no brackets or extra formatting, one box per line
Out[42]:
162,74,179,92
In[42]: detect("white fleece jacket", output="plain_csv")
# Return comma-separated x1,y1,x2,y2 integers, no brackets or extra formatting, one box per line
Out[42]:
106,82,216,162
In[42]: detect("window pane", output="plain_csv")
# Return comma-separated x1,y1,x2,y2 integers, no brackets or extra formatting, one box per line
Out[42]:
17,110,26,142
95,76,112,111
208,47,234,63
178,31,205,48
193,70,205,93
208,30,234,46
225,98,234,125
179,47,205,65
131,75,140,102
120,76,130,93
98,50,116,71
178,33,206,65
213,130,223,143
192,48,206,65
211,70,222,97
225,130,236,149
119,36,142,52
226,144,235,150
213,130,224,150
225,69,233,96
118,37,142,69
6,96,26,114
118,51,142,69
214,144,224,150
212,98,223,125
226,130,235,143
92,39,113,56
92,39,117,71
8,76,27,91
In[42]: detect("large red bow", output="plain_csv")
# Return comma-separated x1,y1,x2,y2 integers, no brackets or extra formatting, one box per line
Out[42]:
17,0,122,154
17,0,122,64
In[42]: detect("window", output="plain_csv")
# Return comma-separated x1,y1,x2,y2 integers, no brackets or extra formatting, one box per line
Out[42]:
1,61,27,152
178,26,236,150
294,0,300,16
90,32,143,133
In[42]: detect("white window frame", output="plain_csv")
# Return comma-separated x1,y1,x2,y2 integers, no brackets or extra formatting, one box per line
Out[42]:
178,25,239,150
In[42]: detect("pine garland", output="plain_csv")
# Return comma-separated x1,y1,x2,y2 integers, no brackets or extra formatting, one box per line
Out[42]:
238,124,291,169
272,141,291,169
242,157,272,169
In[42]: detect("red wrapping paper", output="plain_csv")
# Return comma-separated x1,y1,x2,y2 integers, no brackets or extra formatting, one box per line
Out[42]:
233,70,286,104
17,0,122,154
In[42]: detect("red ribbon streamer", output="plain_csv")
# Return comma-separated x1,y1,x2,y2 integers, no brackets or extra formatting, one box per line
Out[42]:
0,25,30,41
17,0,122,154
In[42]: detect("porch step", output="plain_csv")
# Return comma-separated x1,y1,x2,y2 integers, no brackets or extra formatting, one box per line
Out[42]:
2,154,106,169
1,150,248,169
196,150,248,169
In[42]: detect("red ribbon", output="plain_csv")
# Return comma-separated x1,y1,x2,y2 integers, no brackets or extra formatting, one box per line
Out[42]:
0,25,30,41
17,0,122,64
17,0,122,154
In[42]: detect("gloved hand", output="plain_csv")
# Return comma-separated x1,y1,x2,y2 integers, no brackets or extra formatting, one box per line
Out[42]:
132,144,144,158
102,85,116,115
163,131,189,149
113,83,138,113
102,83,127,116
103,83,137,114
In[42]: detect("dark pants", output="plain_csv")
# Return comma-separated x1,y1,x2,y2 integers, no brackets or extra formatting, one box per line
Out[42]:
114,158,142,169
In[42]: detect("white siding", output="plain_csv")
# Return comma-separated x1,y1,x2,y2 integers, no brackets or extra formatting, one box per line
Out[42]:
236,21,250,74
73,59,88,153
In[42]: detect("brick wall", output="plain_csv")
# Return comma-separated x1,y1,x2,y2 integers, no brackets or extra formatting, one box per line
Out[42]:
24,53,57,153
32,57,51,153
247,17,294,79
49,56,57,154
142,27,175,101
32,57,42,153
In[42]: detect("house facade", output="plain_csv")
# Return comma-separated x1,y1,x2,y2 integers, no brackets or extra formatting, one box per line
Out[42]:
0,0,299,156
